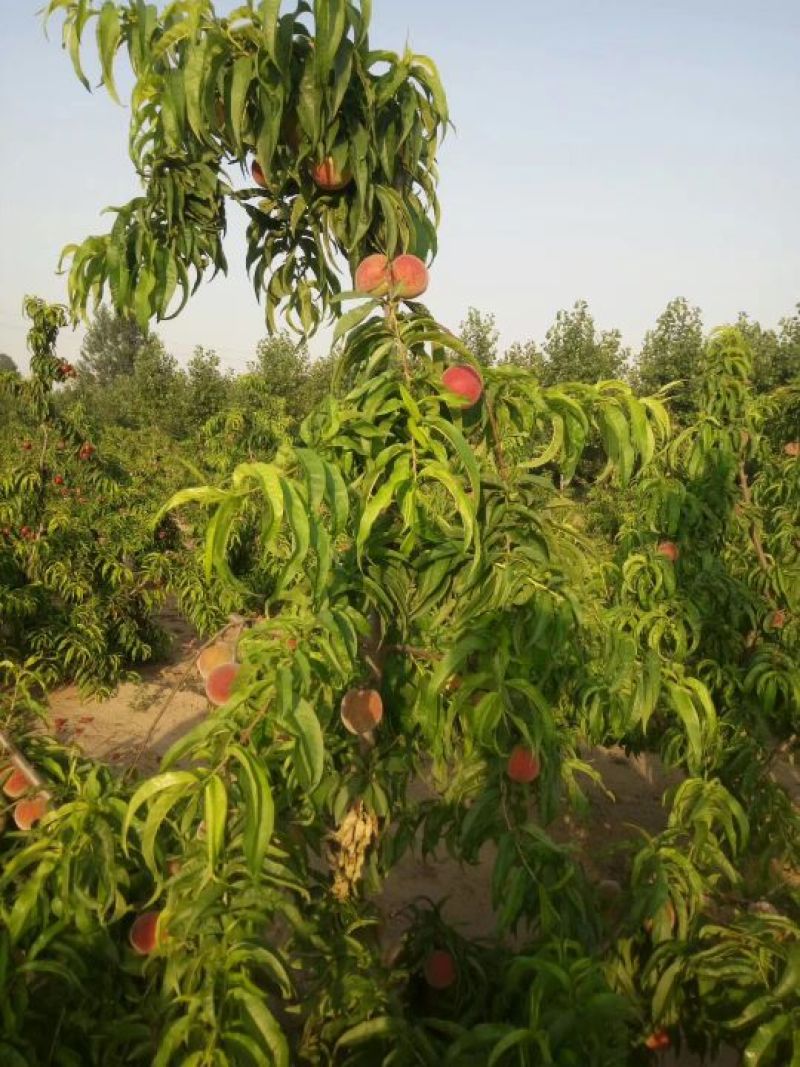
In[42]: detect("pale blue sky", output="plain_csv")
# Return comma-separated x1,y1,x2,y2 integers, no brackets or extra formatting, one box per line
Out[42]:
1,1,798,370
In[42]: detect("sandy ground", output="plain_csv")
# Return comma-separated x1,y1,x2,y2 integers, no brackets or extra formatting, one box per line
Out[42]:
44,612,800,1066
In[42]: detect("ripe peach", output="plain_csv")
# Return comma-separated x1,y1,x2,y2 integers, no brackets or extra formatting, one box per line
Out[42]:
314,158,352,190
506,745,540,783
129,911,164,955
205,662,240,706
390,254,429,299
251,159,269,189
196,642,236,681
2,767,33,799
310,157,352,192
340,688,383,735
354,254,392,297
784,441,800,458
442,364,483,408
644,1030,671,1051
770,609,787,629
13,794,49,830
424,949,457,990
656,540,679,563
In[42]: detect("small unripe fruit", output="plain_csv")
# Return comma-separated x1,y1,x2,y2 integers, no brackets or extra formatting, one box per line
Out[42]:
13,794,49,830
205,662,240,707
354,254,392,297
424,950,457,990
656,540,679,563
442,364,484,408
390,254,429,299
129,911,164,955
506,745,540,783
251,159,268,189
310,157,352,191
340,688,383,735
22,441,32,451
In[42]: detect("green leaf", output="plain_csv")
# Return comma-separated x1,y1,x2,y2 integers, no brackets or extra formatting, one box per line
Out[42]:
335,1017,402,1050
260,0,282,64
97,1,122,104
204,773,228,872
229,54,253,154
231,989,289,1067
123,771,199,855
288,698,325,790
334,300,379,343
488,1029,532,1066
743,1015,790,1066
356,461,411,557
419,462,476,550
230,744,275,877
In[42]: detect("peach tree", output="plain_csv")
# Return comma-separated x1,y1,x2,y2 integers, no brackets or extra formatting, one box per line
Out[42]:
0,2,798,1065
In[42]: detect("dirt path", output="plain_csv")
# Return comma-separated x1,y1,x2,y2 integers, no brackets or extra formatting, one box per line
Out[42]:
47,615,797,1066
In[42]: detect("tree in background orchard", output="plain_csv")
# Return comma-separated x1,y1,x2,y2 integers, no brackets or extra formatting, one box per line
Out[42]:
0,3,797,1067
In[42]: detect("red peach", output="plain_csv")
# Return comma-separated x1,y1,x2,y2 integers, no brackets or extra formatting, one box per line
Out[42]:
390,254,428,299
354,254,392,297
205,662,240,706
424,950,457,990
310,157,352,191
784,441,800,458
340,688,383,735
2,767,33,799
13,793,49,830
770,609,787,629
442,364,484,408
506,745,540,784
129,911,164,955
644,1030,671,1051
656,540,679,563
251,159,269,189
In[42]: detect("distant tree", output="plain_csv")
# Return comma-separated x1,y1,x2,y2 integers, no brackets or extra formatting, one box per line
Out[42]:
738,305,800,393
459,307,499,366
303,352,337,414
0,353,18,374
501,339,545,375
78,305,152,384
250,333,312,420
540,300,628,386
184,347,232,429
633,298,704,410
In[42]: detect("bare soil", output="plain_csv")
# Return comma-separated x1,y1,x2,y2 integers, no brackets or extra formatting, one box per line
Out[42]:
46,611,800,1067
